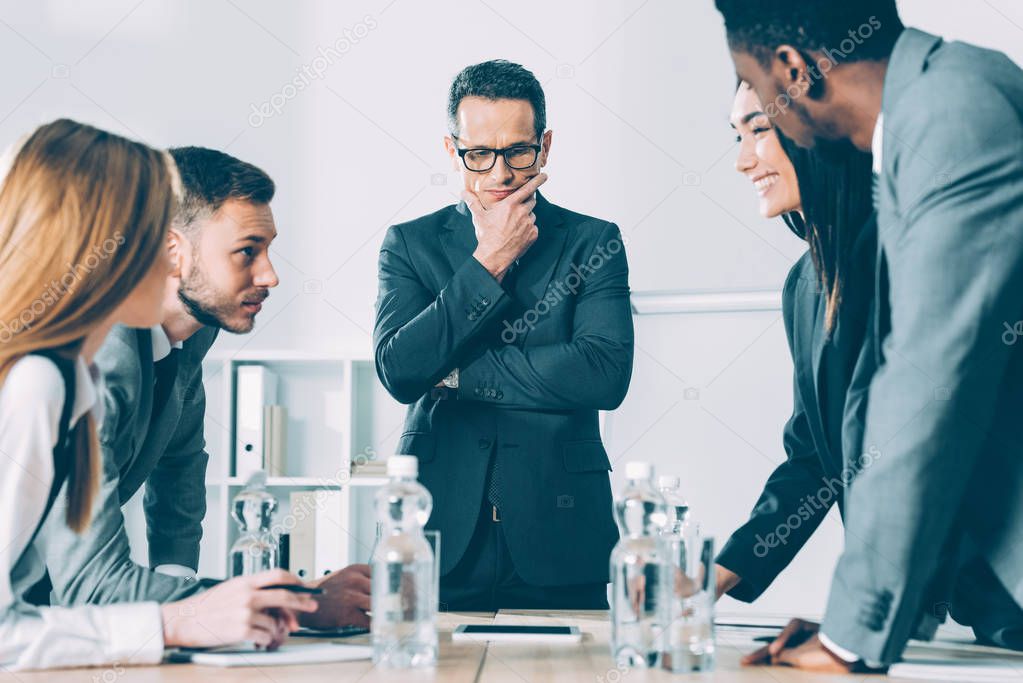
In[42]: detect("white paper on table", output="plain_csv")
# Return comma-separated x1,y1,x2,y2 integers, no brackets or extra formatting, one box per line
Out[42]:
889,657,1023,682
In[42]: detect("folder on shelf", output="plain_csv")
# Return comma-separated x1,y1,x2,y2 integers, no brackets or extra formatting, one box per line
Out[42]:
235,365,277,480
289,489,345,581
264,404,287,476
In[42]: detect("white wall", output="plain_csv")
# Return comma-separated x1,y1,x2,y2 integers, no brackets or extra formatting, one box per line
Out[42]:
3,0,1020,618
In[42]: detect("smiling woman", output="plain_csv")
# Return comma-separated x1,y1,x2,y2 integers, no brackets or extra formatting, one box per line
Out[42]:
729,79,873,335
715,62,879,671
730,81,802,221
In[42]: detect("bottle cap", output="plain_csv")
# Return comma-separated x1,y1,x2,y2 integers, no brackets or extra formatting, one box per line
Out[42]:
657,475,680,490
388,455,418,478
625,461,653,481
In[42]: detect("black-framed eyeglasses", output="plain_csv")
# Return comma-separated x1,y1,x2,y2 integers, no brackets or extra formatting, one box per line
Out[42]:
452,137,542,172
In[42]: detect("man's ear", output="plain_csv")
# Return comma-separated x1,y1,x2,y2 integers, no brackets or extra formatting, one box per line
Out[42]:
773,45,813,99
166,228,186,279
443,135,460,171
539,129,553,168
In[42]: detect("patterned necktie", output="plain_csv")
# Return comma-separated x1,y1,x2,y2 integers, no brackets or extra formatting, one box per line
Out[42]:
485,446,502,511
152,348,181,418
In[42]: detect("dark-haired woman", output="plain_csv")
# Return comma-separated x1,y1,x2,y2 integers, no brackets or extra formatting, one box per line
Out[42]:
713,82,876,653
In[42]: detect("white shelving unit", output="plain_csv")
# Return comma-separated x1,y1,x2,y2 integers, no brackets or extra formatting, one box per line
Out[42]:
198,350,404,579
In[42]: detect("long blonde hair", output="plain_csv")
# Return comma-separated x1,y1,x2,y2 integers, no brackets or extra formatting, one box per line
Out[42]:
0,119,177,532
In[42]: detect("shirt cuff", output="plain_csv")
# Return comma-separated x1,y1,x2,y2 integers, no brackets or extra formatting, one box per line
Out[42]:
154,564,197,579
100,602,165,665
819,631,883,669
818,631,859,662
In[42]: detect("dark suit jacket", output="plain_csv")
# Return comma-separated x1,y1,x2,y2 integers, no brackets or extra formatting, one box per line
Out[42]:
717,216,876,601
823,29,1023,665
373,194,633,586
41,325,218,605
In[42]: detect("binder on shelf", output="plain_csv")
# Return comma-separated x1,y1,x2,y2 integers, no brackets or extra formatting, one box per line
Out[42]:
234,365,278,480
264,405,287,477
289,490,345,580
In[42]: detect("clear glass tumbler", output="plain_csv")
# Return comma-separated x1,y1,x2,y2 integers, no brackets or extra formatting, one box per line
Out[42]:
660,534,715,673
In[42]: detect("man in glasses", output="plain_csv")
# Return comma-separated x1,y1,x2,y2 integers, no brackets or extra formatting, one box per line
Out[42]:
374,59,633,610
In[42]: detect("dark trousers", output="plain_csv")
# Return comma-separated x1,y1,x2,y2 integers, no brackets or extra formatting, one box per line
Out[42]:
951,556,1023,651
439,503,608,611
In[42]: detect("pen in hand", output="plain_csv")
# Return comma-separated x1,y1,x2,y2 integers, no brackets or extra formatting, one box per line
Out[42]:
261,583,324,595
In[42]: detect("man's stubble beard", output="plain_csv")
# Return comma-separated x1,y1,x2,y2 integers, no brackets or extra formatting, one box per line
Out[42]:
177,262,254,334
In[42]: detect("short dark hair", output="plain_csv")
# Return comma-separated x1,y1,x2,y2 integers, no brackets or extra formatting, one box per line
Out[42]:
447,60,546,141
715,0,903,67
168,146,275,233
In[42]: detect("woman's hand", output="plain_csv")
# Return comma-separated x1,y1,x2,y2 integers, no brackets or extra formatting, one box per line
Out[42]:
161,569,318,650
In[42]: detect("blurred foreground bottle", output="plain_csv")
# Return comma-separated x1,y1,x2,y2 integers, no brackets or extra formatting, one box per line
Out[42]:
610,461,668,668
372,455,437,668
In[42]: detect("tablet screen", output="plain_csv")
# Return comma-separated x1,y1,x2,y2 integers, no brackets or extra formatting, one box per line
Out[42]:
460,625,575,635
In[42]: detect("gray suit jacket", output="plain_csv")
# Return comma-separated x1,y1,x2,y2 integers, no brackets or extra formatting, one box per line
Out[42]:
41,325,218,605
823,28,1023,664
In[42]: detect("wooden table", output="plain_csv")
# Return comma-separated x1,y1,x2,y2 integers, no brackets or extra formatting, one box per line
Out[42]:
0,610,977,682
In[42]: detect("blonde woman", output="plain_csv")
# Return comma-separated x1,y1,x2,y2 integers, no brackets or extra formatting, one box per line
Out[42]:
0,119,316,671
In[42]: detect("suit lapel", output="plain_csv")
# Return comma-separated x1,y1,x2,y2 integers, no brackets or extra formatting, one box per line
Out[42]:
440,204,479,274
870,29,942,361
792,274,830,466
809,284,831,462
882,29,943,115
127,327,185,495
119,328,156,495
516,194,567,305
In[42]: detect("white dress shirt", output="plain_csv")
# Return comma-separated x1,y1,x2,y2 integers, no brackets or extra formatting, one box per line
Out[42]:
148,325,196,580
871,112,884,174
0,353,164,671
150,323,183,363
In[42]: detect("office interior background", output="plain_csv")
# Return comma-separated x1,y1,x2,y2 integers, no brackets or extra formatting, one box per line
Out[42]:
3,0,1020,619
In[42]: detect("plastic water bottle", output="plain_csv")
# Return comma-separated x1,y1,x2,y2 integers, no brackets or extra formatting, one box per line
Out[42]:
657,475,691,538
371,455,437,668
610,461,668,668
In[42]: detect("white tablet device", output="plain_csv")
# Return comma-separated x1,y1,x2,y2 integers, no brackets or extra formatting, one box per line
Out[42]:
452,624,582,643
172,643,373,667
